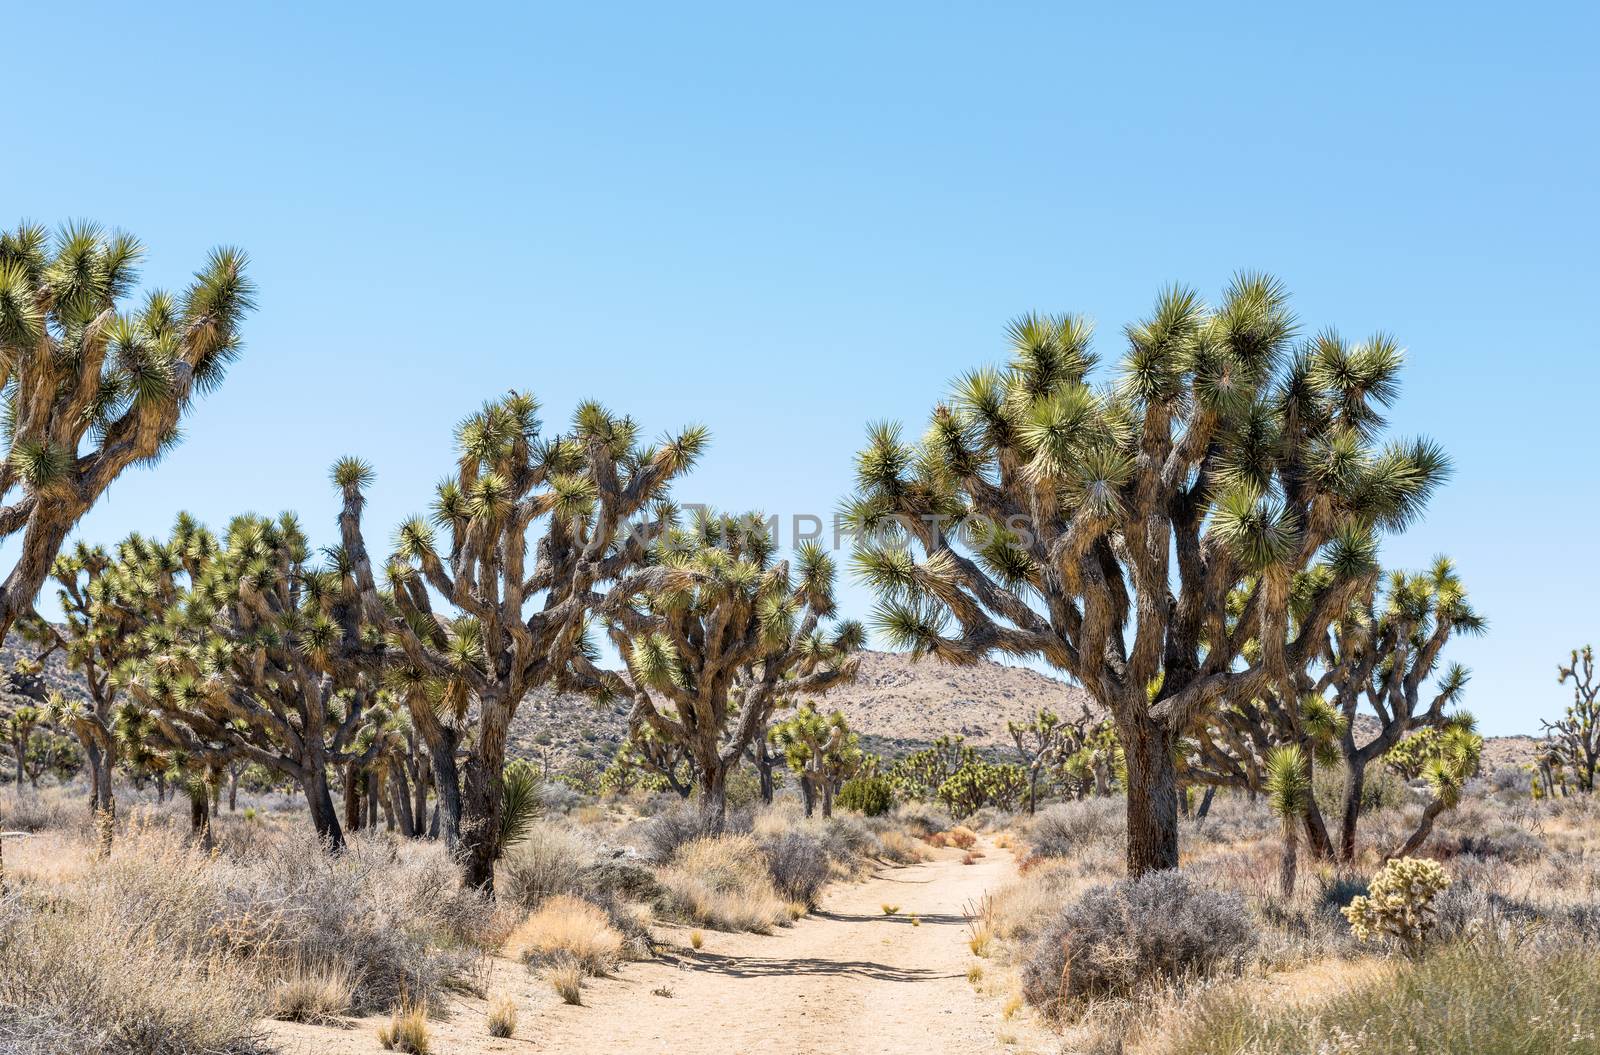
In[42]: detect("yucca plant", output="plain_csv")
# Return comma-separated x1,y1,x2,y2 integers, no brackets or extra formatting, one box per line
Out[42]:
1264,744,1311,897
580,510,864,830
848,279,1447,873
335,393,705,890
0,222,251,643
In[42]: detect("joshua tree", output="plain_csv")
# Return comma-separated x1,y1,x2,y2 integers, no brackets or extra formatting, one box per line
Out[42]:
772,704,864,818
1185,691,1348,857
851,279,1446,873
0,222,251,643
585,512,863,830
336,394,706,890
607,724,695,798
1545,645,1599,793
1385,724,1481,860
4,704,41,790
888,734,977,802
1322,560,1482,860
1008,708,1066,815
25,539,174,844
936,758,1030,816
123,513,387,850
1265,743,1311,897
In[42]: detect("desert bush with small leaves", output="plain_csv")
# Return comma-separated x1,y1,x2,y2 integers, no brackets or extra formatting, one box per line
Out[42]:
759,828,831,906
1022,871,1257,1011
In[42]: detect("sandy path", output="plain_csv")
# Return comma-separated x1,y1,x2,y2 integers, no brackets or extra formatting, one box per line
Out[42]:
268,840,1050,1055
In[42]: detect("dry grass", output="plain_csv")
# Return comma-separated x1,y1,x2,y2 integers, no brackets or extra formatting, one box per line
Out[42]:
486,995,518,1037
376,1003,431,1053
547,960,585,1005
690,929,704,949
874,828,932,863
881,902,900,915
658,834,788,932
504,894,624,975
968,923,994,957
268,959,354,1023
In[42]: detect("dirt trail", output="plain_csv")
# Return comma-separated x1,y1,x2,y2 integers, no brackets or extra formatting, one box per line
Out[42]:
268,840,1051,1055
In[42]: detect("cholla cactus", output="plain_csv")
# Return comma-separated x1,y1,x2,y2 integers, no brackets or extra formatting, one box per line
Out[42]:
1342,856,1450,953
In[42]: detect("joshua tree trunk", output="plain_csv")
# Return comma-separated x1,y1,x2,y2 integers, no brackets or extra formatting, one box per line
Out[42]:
821,779,835,819
227,765,239,812
1303,797,1333,860
1122,718,1180,874
367,770,380,829
1338,758,1368,862
190,792,213,853
156,772,167,803
390,767,417,837
343,762,363,833
10,737,22,791
799,774,816,818
1195,785,1216,821
426,724,462,851
304,772,346,852
458,699,511,892
1279,818,1299,898
1386,797,1447,861
697,762,730,834
753,739,778,806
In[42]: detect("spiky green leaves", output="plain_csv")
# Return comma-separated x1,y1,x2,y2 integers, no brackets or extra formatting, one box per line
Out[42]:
330,456,374,490
1209,482,1301,571
1265,743,1312,822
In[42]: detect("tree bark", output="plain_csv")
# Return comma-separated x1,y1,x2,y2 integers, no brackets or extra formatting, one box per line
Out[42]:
429,726,462,850
1122,718,1180,875
1195,785,1216,822
1279,820,1299,898
1386,797,1446,861
1338,758,1367,862
458,699,511,892
304,771,346,852
698,763,730,834
389,766,416,837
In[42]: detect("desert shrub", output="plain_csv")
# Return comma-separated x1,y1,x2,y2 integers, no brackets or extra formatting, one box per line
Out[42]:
759,828,830,906
836,775,895,816
872,828,929,864
1342,857,1449,953
1450,824,1546,862
632,802,750,863
1157,941,1600,1055
537,781,583,814
928,824,978,850
1313,873,1369,918
891,801,954,838
1022,871,1256,1011
0,892,263,1055
817,814,876,863
657,835,787,932
504,894,624,975
0,786,79,833
1027,799,1124,859
499,823,596,908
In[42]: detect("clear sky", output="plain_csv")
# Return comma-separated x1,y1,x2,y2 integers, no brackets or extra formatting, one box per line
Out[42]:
5,2,1596,735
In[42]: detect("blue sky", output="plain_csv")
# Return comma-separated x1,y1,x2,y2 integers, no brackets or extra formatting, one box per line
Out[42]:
5,2,1595,735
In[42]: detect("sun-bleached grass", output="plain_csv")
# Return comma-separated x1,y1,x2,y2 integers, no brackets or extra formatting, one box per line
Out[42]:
547,959,585,1005
1152,941,1600,1055
376,1003,431,1054
498,822,596,909
658,834,788,933
268,959,355,1023
504,894,624,975
486,995,518,1037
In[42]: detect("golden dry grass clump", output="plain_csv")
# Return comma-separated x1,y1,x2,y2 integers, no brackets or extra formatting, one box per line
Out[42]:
486,995,518,1037
657,834,789,933
927,825,978,850
268,960,355,1023
376,1004,431,1053
504,894,625,975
